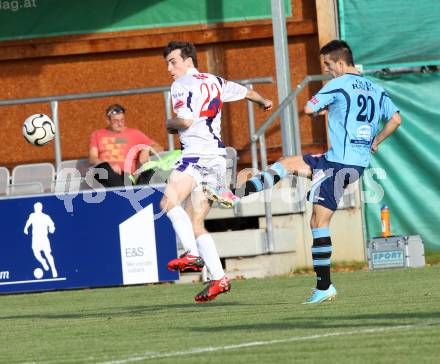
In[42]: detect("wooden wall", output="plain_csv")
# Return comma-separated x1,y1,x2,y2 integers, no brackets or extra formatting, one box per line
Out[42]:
0,0,326,169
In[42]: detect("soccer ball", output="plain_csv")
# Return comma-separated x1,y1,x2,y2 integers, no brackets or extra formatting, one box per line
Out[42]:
33,268,44,279
22,113,55,146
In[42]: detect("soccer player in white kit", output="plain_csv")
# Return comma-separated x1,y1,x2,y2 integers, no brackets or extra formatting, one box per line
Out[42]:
161,41,273,303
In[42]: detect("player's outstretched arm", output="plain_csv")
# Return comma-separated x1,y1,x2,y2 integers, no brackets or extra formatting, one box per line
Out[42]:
245,89,273,111
371,112,401,153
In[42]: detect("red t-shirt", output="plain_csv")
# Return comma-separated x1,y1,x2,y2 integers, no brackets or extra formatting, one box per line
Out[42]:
90,127,155,173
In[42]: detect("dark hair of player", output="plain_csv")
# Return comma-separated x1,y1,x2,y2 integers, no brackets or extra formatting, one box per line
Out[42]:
320,40,354,66
163,41,198,68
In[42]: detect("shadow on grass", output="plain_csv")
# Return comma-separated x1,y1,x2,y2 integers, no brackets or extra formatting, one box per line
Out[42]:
189,311,440,332
0,301,247,320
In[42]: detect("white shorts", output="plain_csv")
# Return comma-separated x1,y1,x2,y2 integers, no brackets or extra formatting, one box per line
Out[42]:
171,156,227,190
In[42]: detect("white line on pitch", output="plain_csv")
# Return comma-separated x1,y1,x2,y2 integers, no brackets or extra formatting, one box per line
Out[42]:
98,321,439,364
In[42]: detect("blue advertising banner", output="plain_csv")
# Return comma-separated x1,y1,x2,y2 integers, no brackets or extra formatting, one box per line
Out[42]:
0,186,178,294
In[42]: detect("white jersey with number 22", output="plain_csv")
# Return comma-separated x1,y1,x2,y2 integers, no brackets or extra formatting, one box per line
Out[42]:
171,67,247,157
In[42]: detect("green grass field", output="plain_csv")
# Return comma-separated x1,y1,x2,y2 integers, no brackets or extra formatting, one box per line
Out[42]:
1,265,439,364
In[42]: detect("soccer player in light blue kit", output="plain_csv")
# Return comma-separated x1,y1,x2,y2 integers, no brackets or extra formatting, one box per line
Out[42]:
235,40,401,303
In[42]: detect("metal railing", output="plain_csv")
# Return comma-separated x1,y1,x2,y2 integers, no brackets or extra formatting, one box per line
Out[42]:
0,76,273,171
249,74,332,252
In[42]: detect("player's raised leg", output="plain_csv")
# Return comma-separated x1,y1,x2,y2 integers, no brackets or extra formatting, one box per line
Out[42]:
234,156,311,198
161,170,204,272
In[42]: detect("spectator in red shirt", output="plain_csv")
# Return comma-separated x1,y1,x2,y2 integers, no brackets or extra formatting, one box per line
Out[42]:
89,104,163,187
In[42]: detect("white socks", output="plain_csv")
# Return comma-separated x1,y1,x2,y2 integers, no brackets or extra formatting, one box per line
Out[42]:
166,207,225,280
166,206,199,256
197,234,224,280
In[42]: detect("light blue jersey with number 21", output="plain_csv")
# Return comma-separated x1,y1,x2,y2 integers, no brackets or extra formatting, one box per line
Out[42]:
306,73,399,167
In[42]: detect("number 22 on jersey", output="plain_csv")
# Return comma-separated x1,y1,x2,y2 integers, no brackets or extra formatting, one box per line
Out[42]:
199,81,223,119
